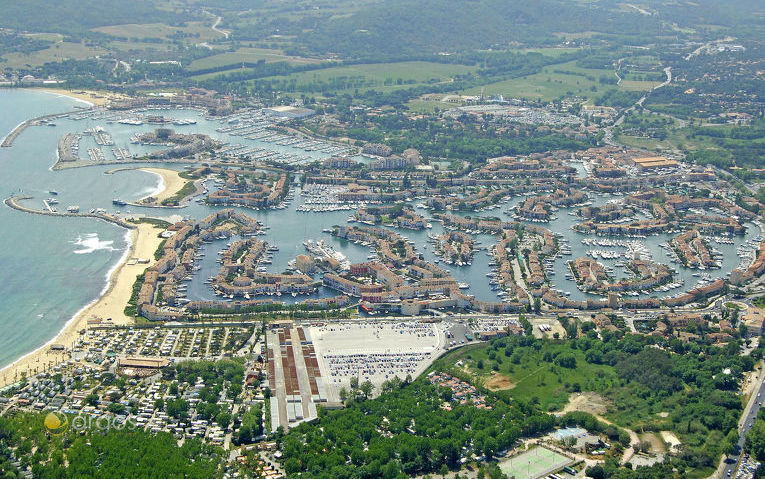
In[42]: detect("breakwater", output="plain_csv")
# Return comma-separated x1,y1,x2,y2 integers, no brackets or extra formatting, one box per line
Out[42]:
1,111,77,147
4,195,136,229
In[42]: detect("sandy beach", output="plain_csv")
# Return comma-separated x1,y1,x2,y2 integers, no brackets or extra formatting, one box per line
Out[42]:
30,87,129,107
0,223,164,388
136,167,189,204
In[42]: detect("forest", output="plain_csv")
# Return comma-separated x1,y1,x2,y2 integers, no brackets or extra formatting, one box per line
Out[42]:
0,412,224,479
0,0,197,35
277,376,557,478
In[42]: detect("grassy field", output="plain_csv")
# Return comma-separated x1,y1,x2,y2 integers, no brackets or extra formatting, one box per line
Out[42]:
232,61,477,93
1,41,105,68
459,57,664,102
188,47,321,71
433,341,620,412
22,32,65,42
106,39,179,53
619,80,662,91
461,60,616,102
405,98,459,113
510,47,582,57
93,22,223,42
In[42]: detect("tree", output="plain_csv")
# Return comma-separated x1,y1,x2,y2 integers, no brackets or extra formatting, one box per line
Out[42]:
555,353,576,369
166,398,189,419
586,465,606,479
238,425,252,444
217,412,232,430
359,381,374,400
723,429,739,457
284,457,302,474
747,419,765,461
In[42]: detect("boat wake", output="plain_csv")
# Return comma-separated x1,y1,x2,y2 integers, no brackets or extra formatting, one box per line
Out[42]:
72,233,117,254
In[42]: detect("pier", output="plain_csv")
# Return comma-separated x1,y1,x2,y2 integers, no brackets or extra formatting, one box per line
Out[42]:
4,195,136,230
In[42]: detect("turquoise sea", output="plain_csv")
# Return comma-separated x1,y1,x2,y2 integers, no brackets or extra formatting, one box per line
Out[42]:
0,90,147,369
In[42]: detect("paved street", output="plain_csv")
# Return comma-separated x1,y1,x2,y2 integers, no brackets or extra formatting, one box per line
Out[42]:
721,364,765,478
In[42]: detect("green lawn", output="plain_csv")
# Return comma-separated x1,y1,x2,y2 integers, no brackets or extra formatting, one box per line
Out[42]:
240,61,477,93
405,98,459,113
1,41,105,68
620,80,661,91
188,47,322,72
433,340,619,412
461,60,616,102
93,22,224,42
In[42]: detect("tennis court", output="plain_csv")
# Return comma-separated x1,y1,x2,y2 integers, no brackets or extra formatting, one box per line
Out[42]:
499,446,573,479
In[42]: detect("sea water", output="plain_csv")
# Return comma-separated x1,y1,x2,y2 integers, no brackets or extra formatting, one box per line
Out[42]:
0,90,147,369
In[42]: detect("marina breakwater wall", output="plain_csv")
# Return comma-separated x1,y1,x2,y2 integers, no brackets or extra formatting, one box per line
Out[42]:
1,111,78,147
4,196,136,230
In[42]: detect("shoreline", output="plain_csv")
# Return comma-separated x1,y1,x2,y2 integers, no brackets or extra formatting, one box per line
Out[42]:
28,87,128,107
0,223,163,388
30,87,95,107
139,169,166,201
134,167,187,205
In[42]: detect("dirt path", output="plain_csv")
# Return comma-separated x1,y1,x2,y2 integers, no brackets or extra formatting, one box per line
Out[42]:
559,393,640,464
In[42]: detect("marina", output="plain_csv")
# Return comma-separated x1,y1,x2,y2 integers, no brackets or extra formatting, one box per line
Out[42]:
0,89,762,371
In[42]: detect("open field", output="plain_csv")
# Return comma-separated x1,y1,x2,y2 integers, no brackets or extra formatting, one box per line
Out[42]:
22,32,65,42
93,21,224,42
461,60,616,102
188,47,322,71
619,80,662,91
105,40,180,53
436,340,619,411
405,98,459,113
499,446,573,479
510,47,582,57
1,41,105,68
232,61,477,93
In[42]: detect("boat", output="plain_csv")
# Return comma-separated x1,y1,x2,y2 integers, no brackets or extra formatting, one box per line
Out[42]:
46,198,59,205
67,206,80,213
458,282,470,289
49,190,58,195
112,199,127,206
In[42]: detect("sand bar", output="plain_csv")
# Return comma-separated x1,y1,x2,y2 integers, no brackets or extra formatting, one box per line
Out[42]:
0,223,163,388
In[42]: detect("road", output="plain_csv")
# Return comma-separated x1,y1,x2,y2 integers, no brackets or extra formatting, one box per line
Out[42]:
720,363,765,478
204,10,229,39
602,66,672,146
